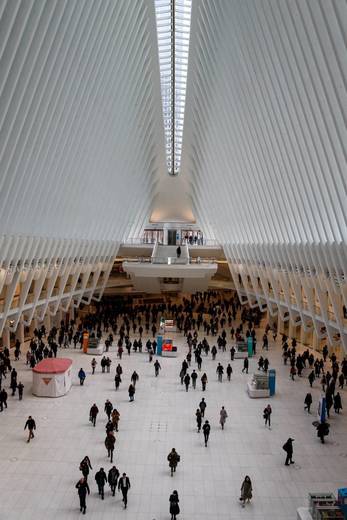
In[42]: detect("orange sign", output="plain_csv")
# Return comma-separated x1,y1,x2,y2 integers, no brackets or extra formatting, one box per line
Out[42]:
82,332,89,353
42,378,52,385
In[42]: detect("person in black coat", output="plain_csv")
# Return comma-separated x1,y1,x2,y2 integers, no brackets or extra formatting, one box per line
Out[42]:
334,392,342,413
108,465,120,496
304,393,313,413
283,438,294,465
316,421,329,443
76,477,90,514
95,468,107,499
169,490,180,519
118,473,131,508
242,357,249,374
202,420,211,447
24,416,36,443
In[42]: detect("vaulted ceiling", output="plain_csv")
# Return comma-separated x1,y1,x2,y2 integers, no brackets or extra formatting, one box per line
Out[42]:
0,0,346,312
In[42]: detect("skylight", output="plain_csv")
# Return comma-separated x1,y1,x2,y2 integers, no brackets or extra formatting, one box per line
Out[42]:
155,0,192,175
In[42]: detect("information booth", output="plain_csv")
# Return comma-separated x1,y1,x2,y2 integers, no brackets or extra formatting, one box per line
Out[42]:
32,358,73,397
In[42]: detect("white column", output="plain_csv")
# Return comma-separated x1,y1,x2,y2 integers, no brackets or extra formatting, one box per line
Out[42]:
2,327,10,349
44,313,51,332
16,320,25,345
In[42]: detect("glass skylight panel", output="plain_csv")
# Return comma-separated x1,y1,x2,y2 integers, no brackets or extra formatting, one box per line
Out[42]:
155,0,192,175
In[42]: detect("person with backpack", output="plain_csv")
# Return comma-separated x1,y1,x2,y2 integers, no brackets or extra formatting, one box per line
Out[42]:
167,448,181,476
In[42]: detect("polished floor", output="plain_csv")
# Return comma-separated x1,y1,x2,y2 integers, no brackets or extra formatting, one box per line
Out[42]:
0,324,346,520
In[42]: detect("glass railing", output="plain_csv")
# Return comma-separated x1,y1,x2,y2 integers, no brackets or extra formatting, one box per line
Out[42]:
123,256,217,265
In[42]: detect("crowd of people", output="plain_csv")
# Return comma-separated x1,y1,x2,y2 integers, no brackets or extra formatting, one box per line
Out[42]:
0,289,346,517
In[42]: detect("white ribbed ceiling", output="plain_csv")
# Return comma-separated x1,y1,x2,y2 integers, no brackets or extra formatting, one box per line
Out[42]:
0,0,346,276
0,0,165,246
182,0,347,274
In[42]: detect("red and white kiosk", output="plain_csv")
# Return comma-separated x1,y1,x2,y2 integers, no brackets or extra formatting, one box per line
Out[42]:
32,358,73,397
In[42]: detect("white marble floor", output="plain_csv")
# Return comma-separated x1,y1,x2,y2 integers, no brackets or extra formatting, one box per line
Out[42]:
0,327,346,520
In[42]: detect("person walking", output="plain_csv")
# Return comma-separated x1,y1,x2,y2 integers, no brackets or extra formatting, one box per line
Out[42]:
216,363,224,382
114,373,121,390
219,406,228,430
202,420,211,447
226,363,233,381
176,246,181,258
304,393,312,414
167,448,180,476
283,438,295,465
17,382,24,400
128,383,135,402
169,490,180,520
196,408,202,432
105,431,115,463
242,358,249,374
79,456,92,480
76,477,90,514
184,373,190,392
308,370,315,388
78,368,86,386
316,421,330,443
104,399,113,420
89,403,99,426
199,397,207,417
263,404,272,428
0,388,8,411
201,373,208,391
111,408,120,432
191,369,198,389
131,371,139,387
91,358,97,374
154,359,161,376
108,465,120,496
334,392,342,413
95,467,107,499
240,476,252,508
24,415,36,443
118,473,131,508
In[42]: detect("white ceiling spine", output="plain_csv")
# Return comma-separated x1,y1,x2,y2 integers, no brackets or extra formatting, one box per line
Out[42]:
0,0,166,330
182,0,347,347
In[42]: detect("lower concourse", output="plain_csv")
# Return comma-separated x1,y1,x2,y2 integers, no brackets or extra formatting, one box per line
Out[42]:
0,293,346,519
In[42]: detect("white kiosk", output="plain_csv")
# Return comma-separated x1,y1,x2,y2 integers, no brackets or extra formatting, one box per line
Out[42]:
32,358,73,397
